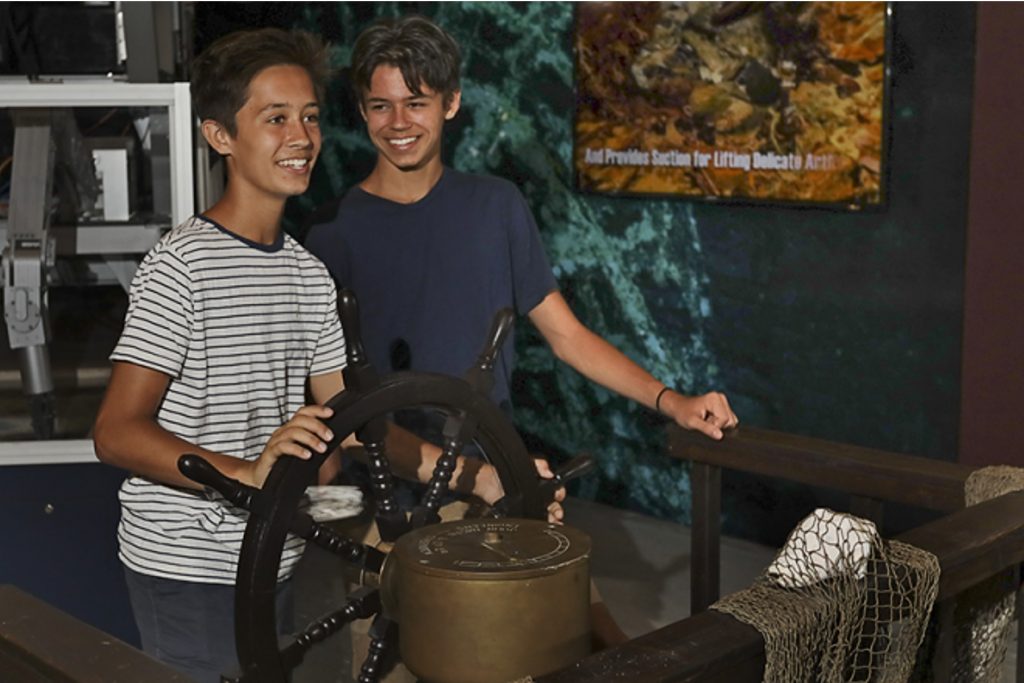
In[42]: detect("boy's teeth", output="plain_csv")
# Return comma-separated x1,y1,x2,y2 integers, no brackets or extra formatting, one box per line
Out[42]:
391,137,415,145
278,159,308,168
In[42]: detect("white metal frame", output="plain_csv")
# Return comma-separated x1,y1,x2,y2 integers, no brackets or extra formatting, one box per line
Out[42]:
1,80,194,227
1,81,195,464
0,440,97,466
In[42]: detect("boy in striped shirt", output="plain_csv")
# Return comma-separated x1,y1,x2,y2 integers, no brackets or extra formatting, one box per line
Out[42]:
93,28,350,682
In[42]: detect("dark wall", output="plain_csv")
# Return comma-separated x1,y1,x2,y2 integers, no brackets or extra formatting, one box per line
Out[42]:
960,3,1024,468
193,2,975,544
693,4,975,539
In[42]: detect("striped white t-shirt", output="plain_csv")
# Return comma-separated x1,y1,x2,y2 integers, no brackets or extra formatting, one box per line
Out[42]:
110,216,347,584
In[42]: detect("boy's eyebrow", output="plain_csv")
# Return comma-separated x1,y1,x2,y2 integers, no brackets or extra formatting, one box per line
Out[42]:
256,101,320,114
365,93,431,104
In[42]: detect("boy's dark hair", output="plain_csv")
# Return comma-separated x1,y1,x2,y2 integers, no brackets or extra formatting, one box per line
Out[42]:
191,28,331,136
351,16,461,107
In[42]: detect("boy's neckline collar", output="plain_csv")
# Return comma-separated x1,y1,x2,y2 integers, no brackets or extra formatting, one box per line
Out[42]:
357,166,448,207
197,214,285,253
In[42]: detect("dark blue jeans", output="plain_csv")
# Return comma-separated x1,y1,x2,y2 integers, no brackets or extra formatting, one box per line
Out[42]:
124,566,294,683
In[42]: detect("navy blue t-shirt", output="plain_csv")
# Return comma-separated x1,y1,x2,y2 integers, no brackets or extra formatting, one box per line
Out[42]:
305,168,557,411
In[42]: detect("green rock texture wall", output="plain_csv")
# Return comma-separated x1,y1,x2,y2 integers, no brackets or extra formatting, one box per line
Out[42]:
196,2,974,543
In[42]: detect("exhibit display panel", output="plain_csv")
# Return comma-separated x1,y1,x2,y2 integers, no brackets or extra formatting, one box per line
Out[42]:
574,2,889,209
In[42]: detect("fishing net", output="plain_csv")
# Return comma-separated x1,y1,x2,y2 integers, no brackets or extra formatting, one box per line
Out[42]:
908,465,1024,683
712,508,940,682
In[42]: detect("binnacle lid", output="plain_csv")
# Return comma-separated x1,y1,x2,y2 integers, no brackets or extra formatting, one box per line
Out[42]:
392,518,591,580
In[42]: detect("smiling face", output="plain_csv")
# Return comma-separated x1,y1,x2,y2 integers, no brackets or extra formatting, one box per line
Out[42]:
360,64,461,175
205,63,322,203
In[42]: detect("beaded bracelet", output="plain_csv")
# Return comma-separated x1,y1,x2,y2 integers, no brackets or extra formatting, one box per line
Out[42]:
654,386,671,415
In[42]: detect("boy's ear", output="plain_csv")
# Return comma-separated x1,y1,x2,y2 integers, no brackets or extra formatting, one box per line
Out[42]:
200,119,233,156
444,90,462,121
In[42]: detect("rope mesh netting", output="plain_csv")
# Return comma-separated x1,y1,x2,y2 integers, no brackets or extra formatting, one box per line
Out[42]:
712,508,940,682
906,465,1024,683
713,466,1024,683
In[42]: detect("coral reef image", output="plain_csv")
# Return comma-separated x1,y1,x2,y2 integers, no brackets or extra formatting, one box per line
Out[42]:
575,2,887,206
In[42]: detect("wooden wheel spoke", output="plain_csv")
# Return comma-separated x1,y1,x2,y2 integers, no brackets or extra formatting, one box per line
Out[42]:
357,615,398,683
281,588,382,672
290,510,386,573
359,418,410,542
177,453,265,514
409,410,484,528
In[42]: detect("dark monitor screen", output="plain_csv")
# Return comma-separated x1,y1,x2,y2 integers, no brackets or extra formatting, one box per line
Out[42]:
0,3,122,77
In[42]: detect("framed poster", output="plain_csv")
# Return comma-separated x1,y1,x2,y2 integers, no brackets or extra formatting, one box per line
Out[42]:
574,2,890,209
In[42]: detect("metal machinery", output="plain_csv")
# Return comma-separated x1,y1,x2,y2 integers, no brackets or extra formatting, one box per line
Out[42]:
180,291,595,683
0,82,194,437
0,2,195,439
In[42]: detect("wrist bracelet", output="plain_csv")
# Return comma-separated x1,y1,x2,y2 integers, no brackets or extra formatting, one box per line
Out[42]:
655,386,671,415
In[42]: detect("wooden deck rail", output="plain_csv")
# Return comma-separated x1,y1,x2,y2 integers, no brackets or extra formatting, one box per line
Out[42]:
536,490,1024,683
669,425,974,511
0,584,188,682
668,425,976,611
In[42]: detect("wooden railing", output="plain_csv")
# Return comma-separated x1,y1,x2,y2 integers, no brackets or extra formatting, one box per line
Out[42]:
0,584,187,682
670,426,975,612
537,426,1024,683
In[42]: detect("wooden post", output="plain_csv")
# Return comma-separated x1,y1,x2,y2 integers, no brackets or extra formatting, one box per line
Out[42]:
691,461,721,613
